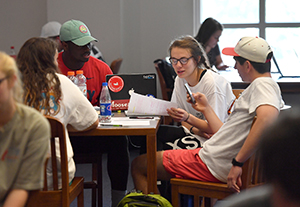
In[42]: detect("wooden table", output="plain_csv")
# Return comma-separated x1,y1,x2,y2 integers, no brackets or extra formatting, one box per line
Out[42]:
70,116,161,194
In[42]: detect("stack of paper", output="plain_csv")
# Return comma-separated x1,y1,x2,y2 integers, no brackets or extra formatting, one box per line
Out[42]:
126,92,178,116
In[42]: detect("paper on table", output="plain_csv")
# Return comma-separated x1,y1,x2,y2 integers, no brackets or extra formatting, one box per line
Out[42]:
99,117,150,126
127,92,178,116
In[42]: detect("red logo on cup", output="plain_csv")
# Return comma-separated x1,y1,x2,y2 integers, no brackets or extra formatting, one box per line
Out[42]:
108,76,124,92
79,25,88,33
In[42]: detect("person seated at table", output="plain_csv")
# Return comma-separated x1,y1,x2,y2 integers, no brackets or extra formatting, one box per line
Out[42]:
195,17,228,70
216,112,300,207
156,35,235,151
17,37,99,190
131,36,284,194
41,21,106,61
57,19,129,206
0,51,50,207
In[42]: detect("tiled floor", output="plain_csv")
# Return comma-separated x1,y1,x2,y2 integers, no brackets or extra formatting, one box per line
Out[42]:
70,149,139,207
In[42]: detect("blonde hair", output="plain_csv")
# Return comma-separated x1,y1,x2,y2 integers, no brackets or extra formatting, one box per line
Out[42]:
0,51,23,103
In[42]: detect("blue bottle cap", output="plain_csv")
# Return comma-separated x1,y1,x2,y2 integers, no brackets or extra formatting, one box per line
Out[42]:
102,82,108,86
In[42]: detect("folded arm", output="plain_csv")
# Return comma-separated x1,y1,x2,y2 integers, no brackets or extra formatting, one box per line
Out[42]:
67,118,99,132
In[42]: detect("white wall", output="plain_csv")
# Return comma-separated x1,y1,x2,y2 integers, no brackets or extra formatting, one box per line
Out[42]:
0,0,47,54
0,0,193,98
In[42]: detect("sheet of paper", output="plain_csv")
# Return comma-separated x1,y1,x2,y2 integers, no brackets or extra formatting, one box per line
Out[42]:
99,117,150,127
127,92,178,116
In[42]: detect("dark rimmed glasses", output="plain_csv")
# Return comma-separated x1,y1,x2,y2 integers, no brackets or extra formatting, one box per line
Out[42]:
169,56,193,65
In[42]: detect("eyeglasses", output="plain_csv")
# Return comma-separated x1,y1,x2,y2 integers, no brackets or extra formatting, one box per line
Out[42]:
0,77,7,85
169,56,193,65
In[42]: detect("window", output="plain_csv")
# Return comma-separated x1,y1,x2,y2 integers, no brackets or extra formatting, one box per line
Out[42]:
195,0,300,78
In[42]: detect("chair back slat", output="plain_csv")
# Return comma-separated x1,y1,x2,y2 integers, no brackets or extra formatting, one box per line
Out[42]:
50,137,58,190
45,116,70,205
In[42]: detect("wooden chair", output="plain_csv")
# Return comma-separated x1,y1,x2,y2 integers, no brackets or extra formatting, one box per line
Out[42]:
155,61,172,101
26,116,84,207
170,117,262,207
154,59,176,125
110,58,123,74
73,152,103,207
232,89,244,99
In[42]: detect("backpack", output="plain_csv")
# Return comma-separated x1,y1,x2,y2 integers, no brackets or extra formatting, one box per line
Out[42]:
117,191,173,207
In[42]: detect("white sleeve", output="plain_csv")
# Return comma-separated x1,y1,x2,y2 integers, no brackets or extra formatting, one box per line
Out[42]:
58,74,98,131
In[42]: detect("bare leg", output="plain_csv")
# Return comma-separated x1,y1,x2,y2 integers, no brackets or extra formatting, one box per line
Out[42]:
131,151,172,194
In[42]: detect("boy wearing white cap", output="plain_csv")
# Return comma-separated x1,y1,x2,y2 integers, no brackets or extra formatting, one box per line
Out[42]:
40,21,64,52
131,36,284,194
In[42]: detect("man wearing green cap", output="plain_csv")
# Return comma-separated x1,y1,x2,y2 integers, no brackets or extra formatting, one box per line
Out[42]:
58,19,129,206
58,19,111,106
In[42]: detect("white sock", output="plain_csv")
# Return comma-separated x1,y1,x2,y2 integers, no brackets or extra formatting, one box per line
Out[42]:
111,189,127,207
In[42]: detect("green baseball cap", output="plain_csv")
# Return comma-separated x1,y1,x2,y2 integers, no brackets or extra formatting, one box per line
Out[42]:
60,19,98,46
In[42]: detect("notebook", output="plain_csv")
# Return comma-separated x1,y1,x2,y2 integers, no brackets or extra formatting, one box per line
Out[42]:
106,73,157,111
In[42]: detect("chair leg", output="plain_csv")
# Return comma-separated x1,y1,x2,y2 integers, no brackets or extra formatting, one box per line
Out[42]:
204,197,212,207
171,185,180,207
92,163,97,207
77,189,84,207
194,196,200,207
97,155,103,207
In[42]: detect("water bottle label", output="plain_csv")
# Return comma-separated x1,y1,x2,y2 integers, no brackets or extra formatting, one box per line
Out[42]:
100,103,111,116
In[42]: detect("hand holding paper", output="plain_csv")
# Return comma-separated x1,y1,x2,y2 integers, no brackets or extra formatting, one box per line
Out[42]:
127,92,178,116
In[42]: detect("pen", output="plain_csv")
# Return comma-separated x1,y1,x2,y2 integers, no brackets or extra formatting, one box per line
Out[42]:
129,117,154,119
100,124,123,127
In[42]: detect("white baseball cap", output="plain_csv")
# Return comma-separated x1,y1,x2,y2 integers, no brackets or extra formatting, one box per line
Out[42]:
41,21,62,37
222,36,272,63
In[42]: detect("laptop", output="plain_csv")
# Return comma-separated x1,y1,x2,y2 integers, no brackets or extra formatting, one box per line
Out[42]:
271,47,300,79
106,73,157,111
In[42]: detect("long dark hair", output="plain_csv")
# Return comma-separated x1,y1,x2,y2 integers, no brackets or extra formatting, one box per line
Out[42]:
195,17,223,47
17,37,62,115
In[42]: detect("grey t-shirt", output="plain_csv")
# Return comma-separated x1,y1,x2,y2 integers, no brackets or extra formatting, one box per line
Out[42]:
0,103,50,206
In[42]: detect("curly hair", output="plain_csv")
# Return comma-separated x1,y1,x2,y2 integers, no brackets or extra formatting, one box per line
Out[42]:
17,37,62,115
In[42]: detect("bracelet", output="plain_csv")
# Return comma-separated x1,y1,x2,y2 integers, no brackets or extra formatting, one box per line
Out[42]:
232,158,244,167
190,126,194,134
185,113,190,122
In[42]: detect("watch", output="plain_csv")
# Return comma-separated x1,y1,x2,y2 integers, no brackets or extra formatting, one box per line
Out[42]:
232,158,244,167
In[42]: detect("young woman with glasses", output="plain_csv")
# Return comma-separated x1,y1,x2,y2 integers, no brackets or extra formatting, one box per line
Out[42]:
157,35,235,151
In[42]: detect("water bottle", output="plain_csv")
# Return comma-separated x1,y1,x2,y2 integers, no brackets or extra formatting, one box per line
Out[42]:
10,46,16,59
99,82,112,123
76,70,87,97
67,71,78,85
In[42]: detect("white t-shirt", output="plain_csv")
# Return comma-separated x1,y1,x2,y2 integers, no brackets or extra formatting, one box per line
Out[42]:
46,73,98,189
171,70,236,143
199,77,283,182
